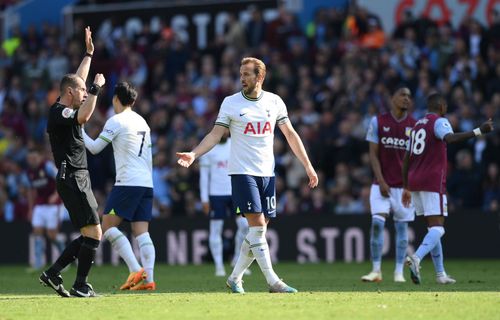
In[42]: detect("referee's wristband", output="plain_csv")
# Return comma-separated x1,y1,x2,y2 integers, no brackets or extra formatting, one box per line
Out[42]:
88,83,101,96
473,127,482,137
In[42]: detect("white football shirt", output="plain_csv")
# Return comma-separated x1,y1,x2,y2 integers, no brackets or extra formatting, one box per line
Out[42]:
199,138,232,202
215,90,288,177
98,110,153,187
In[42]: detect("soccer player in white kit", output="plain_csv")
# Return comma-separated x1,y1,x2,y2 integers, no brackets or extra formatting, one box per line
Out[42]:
177,57,318,293
83,82,156,290
199,135,250,277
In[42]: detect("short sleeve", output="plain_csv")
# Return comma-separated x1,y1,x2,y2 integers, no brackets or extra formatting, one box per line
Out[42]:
98,116,122,143
434,118,454,140
214,98,230,128
44,161,58,179
50,104,78,126
276,95,289,125
366,116,378,143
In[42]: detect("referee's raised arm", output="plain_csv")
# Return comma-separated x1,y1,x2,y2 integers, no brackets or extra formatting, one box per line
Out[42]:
77,73,105,124
76,26,94,82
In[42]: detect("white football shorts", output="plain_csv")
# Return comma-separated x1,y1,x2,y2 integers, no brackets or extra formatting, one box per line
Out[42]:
370,184,415,221
410,191,448,217
31,204,61,229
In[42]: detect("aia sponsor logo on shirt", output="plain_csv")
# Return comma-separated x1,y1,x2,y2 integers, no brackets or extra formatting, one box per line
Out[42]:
216,160,228,169
244,121,272,135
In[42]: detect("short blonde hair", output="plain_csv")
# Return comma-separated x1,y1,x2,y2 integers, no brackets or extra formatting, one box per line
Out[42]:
241,57,266,80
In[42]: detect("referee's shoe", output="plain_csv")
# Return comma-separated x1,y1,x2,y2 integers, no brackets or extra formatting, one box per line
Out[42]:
70,282,99,298
39,271,70,297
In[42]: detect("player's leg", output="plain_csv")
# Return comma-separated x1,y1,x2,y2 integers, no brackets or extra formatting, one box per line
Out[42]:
40,234,83,297
393,221,408,281
233,215,251,275
68,171,101,297
232,214,249,264
31,205,46,270
70,223,101,297
392,188,414,282
227,175,257,293
103,215,141,273
430,239,456,284
130,222,156,290
414,193,446,261
46,205,65,254
208,196,228,276
103,215,145,288
41,178,90,297
102,186,145,289
129,187,156,290
209,219,225,276
361,185,388,282
407,192,446,284
248,176,296,293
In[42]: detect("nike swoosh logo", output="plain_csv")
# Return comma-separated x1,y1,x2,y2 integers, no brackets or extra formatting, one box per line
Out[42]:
48,278,60,290
239,113,247,116
75,290,91,297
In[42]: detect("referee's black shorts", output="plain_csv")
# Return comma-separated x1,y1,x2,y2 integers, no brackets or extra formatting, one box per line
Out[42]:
56,169,100,229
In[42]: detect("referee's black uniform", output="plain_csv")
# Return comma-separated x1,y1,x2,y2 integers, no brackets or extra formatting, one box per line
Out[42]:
47,102,99,228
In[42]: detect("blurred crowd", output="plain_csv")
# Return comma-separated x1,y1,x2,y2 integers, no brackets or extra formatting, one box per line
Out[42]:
1,2,500,222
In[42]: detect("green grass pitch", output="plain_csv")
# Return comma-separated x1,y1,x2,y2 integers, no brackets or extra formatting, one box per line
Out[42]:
1,260,499,320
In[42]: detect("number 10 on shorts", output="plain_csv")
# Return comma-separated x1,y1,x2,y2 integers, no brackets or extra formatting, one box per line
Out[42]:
266,196,276,210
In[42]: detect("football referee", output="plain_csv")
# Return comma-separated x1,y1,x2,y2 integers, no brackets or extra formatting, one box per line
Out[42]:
39,26,105,298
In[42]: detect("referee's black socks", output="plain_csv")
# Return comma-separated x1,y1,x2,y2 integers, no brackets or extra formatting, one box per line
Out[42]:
47,235,84,276
75,237,100,286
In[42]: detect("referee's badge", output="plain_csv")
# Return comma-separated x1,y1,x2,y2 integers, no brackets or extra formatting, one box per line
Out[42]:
62,108,75,119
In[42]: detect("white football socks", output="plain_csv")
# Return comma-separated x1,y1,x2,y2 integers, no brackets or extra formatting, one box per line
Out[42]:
229,238,255,282
209,220,224,270
232,216,249,265
104,227,141,273
247,226,280,286
136,232,155,283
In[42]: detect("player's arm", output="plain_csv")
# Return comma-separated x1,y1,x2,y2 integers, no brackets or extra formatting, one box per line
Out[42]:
176,125,228,168
82,128,109,155
199,156,210,215
401,150,411,208
77,73,105,124
75,27,94,82
443,119,494,144
45,161,60,204
368,142,390,197
82,116,119,154
278,121,318,188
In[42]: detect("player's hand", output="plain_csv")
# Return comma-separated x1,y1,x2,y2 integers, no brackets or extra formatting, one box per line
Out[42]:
402,188,412,208
379,181,390,197
176,152,195,168
85,26,94,55
48,192,59,204
93,73,105,87
202,202,210,216
306,166,319,188
479,118,494,134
